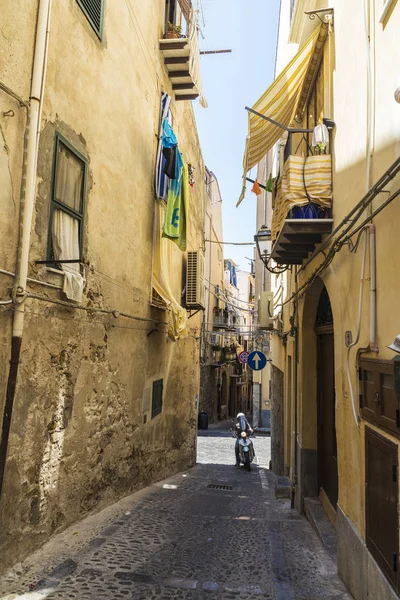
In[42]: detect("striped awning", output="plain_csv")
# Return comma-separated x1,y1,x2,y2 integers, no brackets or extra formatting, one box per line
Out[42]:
178,0,192,22
237,25,328,206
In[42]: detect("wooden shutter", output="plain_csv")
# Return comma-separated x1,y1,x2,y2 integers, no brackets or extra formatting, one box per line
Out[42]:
76,0,104,38
152,379,163,419
366,428,399,592
359,358,399,436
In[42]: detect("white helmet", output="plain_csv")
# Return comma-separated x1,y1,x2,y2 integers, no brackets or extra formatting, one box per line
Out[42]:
237,412,245,418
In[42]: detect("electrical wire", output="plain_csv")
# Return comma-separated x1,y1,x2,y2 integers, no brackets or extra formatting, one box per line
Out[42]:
204,240,255,246
20,305,165,334
26,292,166,325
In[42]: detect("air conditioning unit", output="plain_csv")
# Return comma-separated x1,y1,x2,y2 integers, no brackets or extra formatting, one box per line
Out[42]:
258,291,274,330
186,251,205,309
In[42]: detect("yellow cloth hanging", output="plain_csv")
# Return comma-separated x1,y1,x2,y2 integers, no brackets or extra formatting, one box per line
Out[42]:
153,202,188,341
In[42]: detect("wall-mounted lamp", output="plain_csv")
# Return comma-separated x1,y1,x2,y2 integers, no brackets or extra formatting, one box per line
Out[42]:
254,226,272,263
395,87,400,104
254,226,288,274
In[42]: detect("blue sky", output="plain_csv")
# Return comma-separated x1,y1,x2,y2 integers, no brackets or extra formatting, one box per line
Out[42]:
193,0,280,271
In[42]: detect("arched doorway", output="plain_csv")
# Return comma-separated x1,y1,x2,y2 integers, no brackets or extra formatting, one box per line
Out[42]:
299,279,338,513
315,285,338,509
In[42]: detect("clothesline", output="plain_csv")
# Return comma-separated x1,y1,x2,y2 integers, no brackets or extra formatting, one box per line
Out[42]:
204,239,255,245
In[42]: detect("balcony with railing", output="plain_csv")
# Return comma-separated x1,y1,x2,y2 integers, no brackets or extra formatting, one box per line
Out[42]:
270,121,334,265
213,310,238,330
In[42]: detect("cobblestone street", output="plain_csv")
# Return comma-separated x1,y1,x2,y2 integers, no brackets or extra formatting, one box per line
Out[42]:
1,428,352,600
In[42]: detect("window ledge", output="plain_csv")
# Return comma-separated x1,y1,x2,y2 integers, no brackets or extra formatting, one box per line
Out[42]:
46,267,64,276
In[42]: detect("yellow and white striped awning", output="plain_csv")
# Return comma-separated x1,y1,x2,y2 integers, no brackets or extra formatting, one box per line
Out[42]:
237,25,327,206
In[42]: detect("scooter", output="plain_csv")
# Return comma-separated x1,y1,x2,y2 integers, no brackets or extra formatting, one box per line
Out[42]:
230,429,255,471
238,431,255,471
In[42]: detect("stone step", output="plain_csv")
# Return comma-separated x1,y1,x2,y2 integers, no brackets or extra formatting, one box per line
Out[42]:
275,475,291,499
304,497,337,558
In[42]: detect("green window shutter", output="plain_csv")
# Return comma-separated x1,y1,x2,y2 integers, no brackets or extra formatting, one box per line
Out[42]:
76,0,104,39
152,379,163,419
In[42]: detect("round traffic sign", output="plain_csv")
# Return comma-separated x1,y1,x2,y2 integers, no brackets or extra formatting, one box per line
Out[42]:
247,350,267,371
238,351,250,364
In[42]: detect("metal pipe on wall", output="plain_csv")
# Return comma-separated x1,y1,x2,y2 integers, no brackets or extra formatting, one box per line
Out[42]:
0,0,53,495
291,267,299,509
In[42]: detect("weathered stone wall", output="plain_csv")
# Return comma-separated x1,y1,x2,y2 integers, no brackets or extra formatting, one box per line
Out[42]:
199,366,218,423
0,0,205,571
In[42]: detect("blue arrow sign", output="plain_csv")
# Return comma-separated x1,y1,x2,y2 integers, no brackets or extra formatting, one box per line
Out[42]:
247,350,267,371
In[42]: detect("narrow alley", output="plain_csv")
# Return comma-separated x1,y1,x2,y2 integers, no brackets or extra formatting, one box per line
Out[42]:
1,429,351,600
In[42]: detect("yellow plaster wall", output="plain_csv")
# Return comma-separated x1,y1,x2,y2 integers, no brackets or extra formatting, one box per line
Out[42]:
273,0,400,539
0,0,207,568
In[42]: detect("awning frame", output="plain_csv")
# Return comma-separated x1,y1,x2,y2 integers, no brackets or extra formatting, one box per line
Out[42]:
245,105,314,134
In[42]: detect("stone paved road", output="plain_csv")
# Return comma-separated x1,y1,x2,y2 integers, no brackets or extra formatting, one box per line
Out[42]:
1,429,352,600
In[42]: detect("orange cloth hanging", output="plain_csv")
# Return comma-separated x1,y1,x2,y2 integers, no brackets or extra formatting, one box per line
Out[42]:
251,180,262,196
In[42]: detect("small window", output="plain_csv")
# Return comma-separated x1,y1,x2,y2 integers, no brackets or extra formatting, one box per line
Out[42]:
47,135,86,267
152,379,163,418
76,0,104,39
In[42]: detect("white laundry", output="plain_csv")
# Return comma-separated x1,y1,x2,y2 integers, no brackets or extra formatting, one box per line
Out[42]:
312,123,329,147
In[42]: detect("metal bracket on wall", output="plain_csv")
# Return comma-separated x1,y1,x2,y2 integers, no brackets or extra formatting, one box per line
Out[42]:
188,308,203,319
304,8,334,24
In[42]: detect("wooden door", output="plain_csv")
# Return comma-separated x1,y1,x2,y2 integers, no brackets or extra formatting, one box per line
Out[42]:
366,428,399,592
316,327,338,508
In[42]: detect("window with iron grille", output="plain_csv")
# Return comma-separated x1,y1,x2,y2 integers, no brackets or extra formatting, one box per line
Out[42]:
76,0,104,39
152,379,163,419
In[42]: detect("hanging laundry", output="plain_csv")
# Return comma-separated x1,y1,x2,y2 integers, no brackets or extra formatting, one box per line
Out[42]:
266,173,273,192
155,93,172,200
162,152,189,251
312,123,329,153
232,266,237,287
251,180,262,195
188,164,195,187
152,202,188,341
160,118,178,148
162,146,177,179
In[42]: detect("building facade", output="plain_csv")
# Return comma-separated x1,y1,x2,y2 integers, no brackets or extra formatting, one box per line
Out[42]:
0,0,207,571
241,0,400,597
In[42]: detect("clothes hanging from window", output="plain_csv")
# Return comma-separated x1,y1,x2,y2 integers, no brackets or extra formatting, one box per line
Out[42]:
162,146,177,179
312,123,329,149
232,266,237,287
155,93,172,199
251,180,262,195
160,118,178,148
162,152,189,251
266,173,273,192
152,202,188,341
52,209,84,302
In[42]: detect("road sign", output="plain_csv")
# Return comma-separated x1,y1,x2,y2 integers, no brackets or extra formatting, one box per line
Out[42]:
238,351,250,364
247,350,267,371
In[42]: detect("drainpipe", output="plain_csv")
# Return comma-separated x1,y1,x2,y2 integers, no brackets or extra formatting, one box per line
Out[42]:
291,267,299,509
368,224,378,352
0,0,52,496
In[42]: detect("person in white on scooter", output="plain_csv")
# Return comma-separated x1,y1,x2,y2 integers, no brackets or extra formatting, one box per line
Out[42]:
234,412,253,466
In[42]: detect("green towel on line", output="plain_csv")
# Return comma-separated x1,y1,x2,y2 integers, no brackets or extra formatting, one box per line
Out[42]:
162,151,189,251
